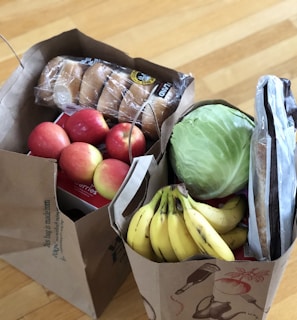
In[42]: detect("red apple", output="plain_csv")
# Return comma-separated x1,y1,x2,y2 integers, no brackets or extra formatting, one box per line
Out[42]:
93,158,130,200
105,122,146,163
59,142,103,184
64,108,109,145
28,121,71,159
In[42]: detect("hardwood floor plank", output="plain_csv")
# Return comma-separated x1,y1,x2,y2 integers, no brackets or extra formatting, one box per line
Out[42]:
0,265,31,299
0,17,76,61
22,299,84,320
0,282,52,320
203,34,297,93
152,0,297,68
181,20,297,78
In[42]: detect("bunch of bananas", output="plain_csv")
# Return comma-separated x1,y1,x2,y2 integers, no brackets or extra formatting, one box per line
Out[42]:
126,184,248,262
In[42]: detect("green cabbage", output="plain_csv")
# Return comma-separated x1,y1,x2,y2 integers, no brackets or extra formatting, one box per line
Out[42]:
169,103,255,200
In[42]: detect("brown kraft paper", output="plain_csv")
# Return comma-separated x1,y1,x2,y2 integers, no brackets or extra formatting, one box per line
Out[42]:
0,29,194,318
109,135,297,320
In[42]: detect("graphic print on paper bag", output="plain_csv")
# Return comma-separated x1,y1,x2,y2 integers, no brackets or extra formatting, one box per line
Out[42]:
43,199,66,261
167,264,271,319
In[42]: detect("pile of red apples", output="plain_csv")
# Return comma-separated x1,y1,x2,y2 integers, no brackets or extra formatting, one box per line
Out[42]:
28,108,146,200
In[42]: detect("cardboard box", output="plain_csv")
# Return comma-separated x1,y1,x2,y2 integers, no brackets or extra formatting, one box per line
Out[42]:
0,29,195,318
55,112,111,213
28,112,111,214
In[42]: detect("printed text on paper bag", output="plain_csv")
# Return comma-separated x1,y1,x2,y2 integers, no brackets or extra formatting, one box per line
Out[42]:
43,199,66,261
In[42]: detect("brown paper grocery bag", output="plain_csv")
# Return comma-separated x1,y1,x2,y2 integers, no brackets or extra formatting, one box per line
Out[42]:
0,149,130,318
110,153,296,320
0,29,194,318
109,91,297,320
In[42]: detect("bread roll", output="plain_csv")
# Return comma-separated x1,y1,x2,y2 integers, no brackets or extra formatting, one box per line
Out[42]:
35,56,65,107
118,82,154,124
97,68,131,120
53,59,87,109
79,62,113,108
142,83,178,140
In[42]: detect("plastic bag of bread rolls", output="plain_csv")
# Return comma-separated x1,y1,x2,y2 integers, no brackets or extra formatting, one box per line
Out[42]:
34,55,188,140
35,56,110,109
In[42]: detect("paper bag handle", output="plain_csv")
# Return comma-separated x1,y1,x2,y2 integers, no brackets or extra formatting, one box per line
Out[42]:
109,155,157,237
0,34,24,68
159,80,195,154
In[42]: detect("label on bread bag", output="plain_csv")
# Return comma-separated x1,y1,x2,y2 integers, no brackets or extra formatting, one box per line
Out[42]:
154,82,172,98
76,56,101,66
130,70,156,85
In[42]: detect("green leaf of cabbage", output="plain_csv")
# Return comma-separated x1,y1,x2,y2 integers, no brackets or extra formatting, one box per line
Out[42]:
169,104,255,200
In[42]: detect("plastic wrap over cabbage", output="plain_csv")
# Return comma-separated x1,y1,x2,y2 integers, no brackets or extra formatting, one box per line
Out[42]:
169,103,255,200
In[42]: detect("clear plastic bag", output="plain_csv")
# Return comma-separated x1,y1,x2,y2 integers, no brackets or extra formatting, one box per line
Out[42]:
248,75,297,260
34,55,191,141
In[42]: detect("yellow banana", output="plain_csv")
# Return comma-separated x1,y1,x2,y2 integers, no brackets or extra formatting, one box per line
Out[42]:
220,226,248,250
149,187,178,262
167,190,201,261
188,194,247,234
174,187,235,261
126,187,164,261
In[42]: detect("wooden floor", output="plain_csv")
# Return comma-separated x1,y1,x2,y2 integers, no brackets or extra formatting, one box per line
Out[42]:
1,0,297,319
